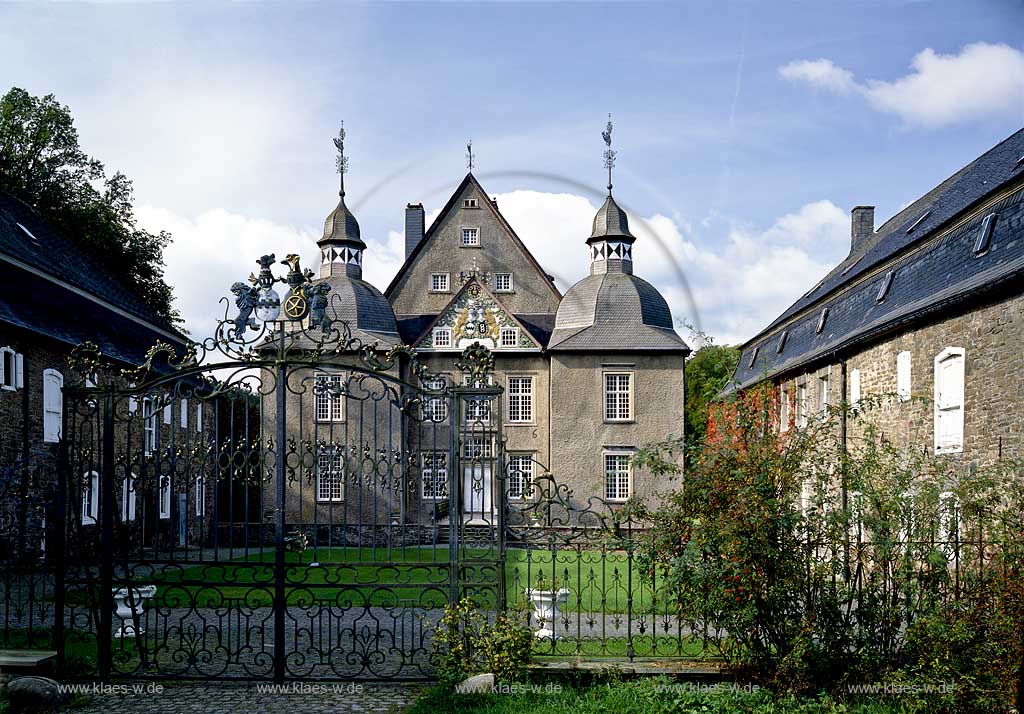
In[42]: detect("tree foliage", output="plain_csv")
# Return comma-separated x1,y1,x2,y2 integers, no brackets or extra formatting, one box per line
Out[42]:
684,342,740,449
0,87,179,326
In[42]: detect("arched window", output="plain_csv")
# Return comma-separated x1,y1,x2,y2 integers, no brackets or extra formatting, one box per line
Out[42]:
42,369,64,443
934,347,966,454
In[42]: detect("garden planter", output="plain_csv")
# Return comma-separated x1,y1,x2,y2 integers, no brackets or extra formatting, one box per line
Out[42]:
525,588,569,640
112,585,157,638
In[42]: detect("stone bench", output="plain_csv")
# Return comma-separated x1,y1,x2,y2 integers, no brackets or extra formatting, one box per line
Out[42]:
0,649,57,676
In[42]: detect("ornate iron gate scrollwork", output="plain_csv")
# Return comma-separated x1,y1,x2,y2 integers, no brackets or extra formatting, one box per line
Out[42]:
55,254,505,682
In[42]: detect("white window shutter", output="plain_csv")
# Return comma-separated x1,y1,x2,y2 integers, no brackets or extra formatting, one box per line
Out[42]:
15,353,24,389
42,369,64,443
196,402,203,432
896,351,911,402
849,368,861,406
180,398,188,429
163,402,172,424
934,348,965,453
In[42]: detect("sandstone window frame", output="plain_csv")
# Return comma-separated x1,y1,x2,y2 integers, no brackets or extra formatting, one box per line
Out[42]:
429,272,450,293
816,367,831,417
421,451,449,501
795,379,808,428
603,451,632,503
780,384,791,432
897,350,912,402
460,226,480,247
314,373,346,423
506,375,534,425
494,272,514,293
603,371,634,423
934,347,965,455
433,327,453,349
142,397,160,456
316,449,345,503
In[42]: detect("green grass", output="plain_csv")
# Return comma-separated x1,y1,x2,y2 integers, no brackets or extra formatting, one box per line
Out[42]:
410,678,931,714
135,545,676,615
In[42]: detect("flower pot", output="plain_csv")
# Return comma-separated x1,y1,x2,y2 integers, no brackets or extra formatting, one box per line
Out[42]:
525,588,569,640
112,585,157,639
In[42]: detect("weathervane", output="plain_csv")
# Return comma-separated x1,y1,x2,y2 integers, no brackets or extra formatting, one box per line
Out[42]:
333,121,349,197
602,114,616,195
466,140,475,172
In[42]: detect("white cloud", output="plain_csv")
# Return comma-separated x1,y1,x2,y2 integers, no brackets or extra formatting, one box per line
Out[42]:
780,42,1024,127
147,190,847,350
779,59,857,94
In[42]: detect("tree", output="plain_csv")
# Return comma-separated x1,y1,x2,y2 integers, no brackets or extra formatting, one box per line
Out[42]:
0,87,180,327
684,340,740,450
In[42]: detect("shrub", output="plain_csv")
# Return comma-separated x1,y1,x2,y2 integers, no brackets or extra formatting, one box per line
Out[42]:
431,596,534,687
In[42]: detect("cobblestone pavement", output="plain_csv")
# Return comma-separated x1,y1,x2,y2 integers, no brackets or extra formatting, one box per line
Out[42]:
68,680,427,713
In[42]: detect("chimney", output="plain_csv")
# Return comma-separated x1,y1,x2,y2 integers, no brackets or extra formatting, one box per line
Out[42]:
850,206,874,253
405,203,425,259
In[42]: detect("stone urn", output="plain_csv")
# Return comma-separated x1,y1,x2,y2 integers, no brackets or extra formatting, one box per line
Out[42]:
525,588,569,640
112,585,157,639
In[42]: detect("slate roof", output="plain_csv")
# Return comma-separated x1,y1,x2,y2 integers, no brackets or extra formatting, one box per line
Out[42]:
589,194,635,242
0,190,188,363
320,193,365,249
729,129,1024,392
0,190,182,336
548,272,690,352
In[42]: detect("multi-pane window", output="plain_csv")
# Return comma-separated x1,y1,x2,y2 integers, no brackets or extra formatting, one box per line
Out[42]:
897,351,912,402
462,375,492,423
934,347,965,454
604,372,632,422
507,454,534,499
604,453,631,502
82,471,99,525
499,327,518,348
507,376,533,423
461,227,480,246
423,377,448,422
143,398,158,455
494,273,513,292
159,475,172,519
463,435,494,460
421,452,448,500
430,273,450,292
42,369,63,443
315,374,345,422
0,346,23,391
317,450,345,502
796,381,808,428
433,328,452,349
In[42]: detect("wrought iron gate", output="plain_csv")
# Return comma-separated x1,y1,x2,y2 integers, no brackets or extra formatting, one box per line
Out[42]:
55,258,504,682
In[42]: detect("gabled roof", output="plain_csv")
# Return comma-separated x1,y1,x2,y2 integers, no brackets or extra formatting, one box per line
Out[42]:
728,129,1024,392
384,173,562,302
410,277,541,351
0,190,187,352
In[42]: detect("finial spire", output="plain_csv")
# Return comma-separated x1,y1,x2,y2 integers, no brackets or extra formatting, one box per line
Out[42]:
466,140,475,172
602,114,616,195
333,121,349,198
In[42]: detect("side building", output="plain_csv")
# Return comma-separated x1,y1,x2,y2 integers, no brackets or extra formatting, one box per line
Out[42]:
728,128,1024,470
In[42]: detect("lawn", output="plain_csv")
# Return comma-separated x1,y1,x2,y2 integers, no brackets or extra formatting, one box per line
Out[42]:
409,678,931,714
137,545,678,615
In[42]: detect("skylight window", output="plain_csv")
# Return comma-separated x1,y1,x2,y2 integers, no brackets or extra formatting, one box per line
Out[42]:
15,223,39,243
816,307,829,335
748,346,759,369
777,330,788,354
906,210,930,234
876,270,895,303
973,213,997,255
841,254,864,276
803,279,825,299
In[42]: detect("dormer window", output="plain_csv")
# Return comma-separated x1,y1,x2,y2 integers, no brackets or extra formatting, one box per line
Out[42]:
906,210,930,234
463,198,479,209
973,213,997,255
816,307,829,334
461,227,480,247
876,270,895,303
777,331,788,354
15,223,39,243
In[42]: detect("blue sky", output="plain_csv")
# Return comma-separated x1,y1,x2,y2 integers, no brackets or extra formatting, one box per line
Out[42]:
2,1,1022,343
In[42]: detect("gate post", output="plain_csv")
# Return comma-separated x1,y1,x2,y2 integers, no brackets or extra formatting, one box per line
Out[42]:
273,324,287,684
98,388,116,680
448,390,461,606
53,417,69,676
